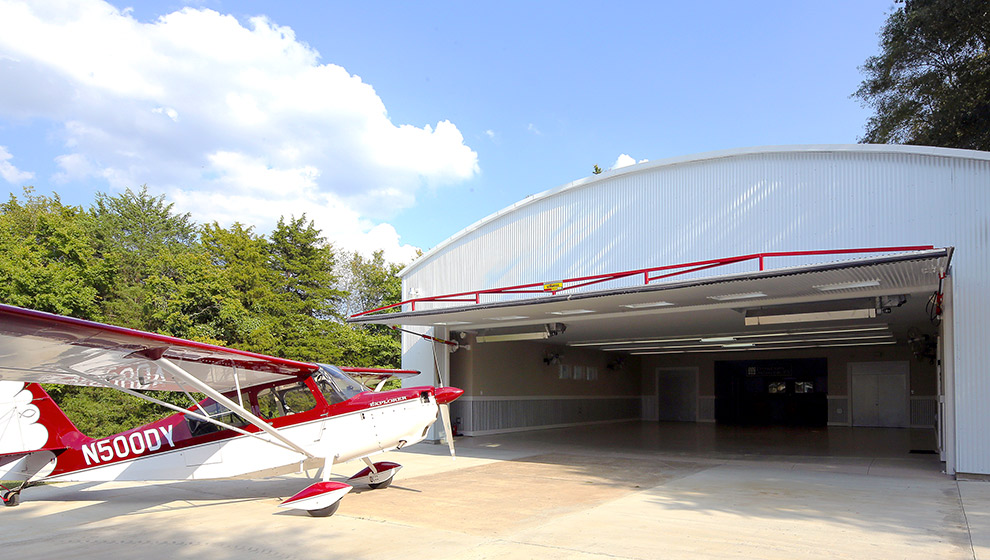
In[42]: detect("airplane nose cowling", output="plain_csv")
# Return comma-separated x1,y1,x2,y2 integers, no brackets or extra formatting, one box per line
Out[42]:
434,386,464,405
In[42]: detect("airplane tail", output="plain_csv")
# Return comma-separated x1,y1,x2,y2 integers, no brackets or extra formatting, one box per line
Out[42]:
0,381,90,455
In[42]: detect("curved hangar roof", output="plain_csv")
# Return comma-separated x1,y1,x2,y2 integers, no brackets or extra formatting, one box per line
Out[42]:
354,144,985,351
399,144,988,287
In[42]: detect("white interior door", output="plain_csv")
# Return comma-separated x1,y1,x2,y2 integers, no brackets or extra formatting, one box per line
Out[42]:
849,362,909,428
851,374,880,426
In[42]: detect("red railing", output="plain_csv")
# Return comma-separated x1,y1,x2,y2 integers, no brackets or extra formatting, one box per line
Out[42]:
350,246,936,318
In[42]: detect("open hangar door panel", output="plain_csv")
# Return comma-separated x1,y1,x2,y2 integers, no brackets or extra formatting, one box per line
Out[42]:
352,249,948,438
715,358,827,426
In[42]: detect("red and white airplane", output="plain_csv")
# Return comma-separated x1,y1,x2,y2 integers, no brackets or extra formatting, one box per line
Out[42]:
0,303,462,517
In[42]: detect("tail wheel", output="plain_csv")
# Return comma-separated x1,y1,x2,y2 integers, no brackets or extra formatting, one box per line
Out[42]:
2,491,20,507
306,500,341,518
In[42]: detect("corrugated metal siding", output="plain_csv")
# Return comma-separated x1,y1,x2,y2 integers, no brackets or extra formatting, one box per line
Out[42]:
406,145,990,473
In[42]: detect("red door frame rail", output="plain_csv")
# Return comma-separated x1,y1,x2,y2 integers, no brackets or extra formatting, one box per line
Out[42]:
350,246,935,318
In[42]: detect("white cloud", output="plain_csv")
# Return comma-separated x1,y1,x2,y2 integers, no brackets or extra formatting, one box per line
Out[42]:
0,146,34,184
527,123,542,135
0,0,480,259
612,154,636,169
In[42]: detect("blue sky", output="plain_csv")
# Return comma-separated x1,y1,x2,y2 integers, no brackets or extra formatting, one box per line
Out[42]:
0,1,893,263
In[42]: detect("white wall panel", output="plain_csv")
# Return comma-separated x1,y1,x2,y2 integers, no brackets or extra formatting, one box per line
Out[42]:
402,145,990,474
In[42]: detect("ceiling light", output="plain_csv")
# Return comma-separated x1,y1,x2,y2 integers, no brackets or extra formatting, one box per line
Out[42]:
814,280,881,292
435,321,471,326
620,301,674,309
738,326,889,338
570,326,891,348
708,292,767,301
488,315,529,321
570,337,700,347
745,308,877,326
548,309,594,315
629,340,897,355
476,331,550,343
722,343,756,348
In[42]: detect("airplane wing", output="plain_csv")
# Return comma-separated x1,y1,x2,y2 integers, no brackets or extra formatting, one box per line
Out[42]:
0,303,318,393
339,367,421,391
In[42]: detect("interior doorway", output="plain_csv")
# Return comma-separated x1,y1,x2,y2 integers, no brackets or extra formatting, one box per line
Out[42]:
849,361,909,427
715,358,828,426
656,367,698,422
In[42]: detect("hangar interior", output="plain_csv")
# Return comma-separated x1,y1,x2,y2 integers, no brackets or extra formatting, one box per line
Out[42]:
353,248,952,462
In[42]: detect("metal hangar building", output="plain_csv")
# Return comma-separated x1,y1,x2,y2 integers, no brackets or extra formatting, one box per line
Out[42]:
350,144,990,478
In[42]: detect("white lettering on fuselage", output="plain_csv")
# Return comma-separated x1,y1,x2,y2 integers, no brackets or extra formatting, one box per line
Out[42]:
81,426,175,466
369,396,407,407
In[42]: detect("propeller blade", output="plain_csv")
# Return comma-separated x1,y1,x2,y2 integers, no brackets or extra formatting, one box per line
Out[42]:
439,403,455,459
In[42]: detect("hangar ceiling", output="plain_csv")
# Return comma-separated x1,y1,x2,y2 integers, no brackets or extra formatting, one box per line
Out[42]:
349,249,950,355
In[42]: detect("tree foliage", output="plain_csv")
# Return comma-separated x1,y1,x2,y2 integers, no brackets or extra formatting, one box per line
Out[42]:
854,0,990,149
1,186,409,437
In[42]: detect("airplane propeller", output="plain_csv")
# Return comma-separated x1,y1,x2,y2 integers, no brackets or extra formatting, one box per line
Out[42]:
434,387,462,458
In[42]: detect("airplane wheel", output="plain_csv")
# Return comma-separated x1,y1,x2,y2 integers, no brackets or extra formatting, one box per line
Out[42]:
369,476,393,490
2,491,19,507
306,500,341,518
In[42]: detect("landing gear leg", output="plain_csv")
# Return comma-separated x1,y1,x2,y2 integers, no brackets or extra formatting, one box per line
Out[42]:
1,479,32,508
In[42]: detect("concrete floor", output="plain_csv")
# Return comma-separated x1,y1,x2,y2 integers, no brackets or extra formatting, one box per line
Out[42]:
2,422,988,560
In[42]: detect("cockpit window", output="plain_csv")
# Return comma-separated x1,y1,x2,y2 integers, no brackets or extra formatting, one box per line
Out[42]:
257,382,317,419
314,364,366,405
187,394,249,436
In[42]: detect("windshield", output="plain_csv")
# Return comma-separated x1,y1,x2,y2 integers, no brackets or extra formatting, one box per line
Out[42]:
314,364,366,404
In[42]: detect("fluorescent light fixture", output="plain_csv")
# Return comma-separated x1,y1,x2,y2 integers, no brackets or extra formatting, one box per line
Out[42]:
630,340,897,355
708,292,767,301
602,344,723,351
570,326,891,348
570,336,700,347
813,280,881,292
476,331,551,343
548,309,594,315
607,334,892,352
745,308,877,326
435,321,471,326
621,301,674,309
488,315,529,321
738,326,889,338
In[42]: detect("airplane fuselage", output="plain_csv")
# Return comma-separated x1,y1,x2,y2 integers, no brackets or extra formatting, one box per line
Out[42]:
36,381,444,483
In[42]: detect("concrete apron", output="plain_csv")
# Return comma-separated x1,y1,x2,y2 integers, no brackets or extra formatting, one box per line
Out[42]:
1,427,987,560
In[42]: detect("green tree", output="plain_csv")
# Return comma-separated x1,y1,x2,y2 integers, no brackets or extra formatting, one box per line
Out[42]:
0,189,104,318
269,215,344,320
89,186,197,329
854,0,990,149
338,250,403,317
334,250,405,368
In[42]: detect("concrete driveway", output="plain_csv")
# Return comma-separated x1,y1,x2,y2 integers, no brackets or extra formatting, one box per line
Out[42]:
2,422,987,559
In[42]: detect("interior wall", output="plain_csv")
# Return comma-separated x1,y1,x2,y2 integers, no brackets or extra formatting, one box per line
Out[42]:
449,333,643,434
456,333,642,397
640,344,934,394
639,343,937,426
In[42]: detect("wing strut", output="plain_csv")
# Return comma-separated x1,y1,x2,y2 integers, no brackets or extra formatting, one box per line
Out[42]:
157,358,315,459
63,369,306,455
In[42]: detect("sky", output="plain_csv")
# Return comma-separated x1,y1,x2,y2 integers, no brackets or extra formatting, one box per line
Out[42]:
0,0,895,264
